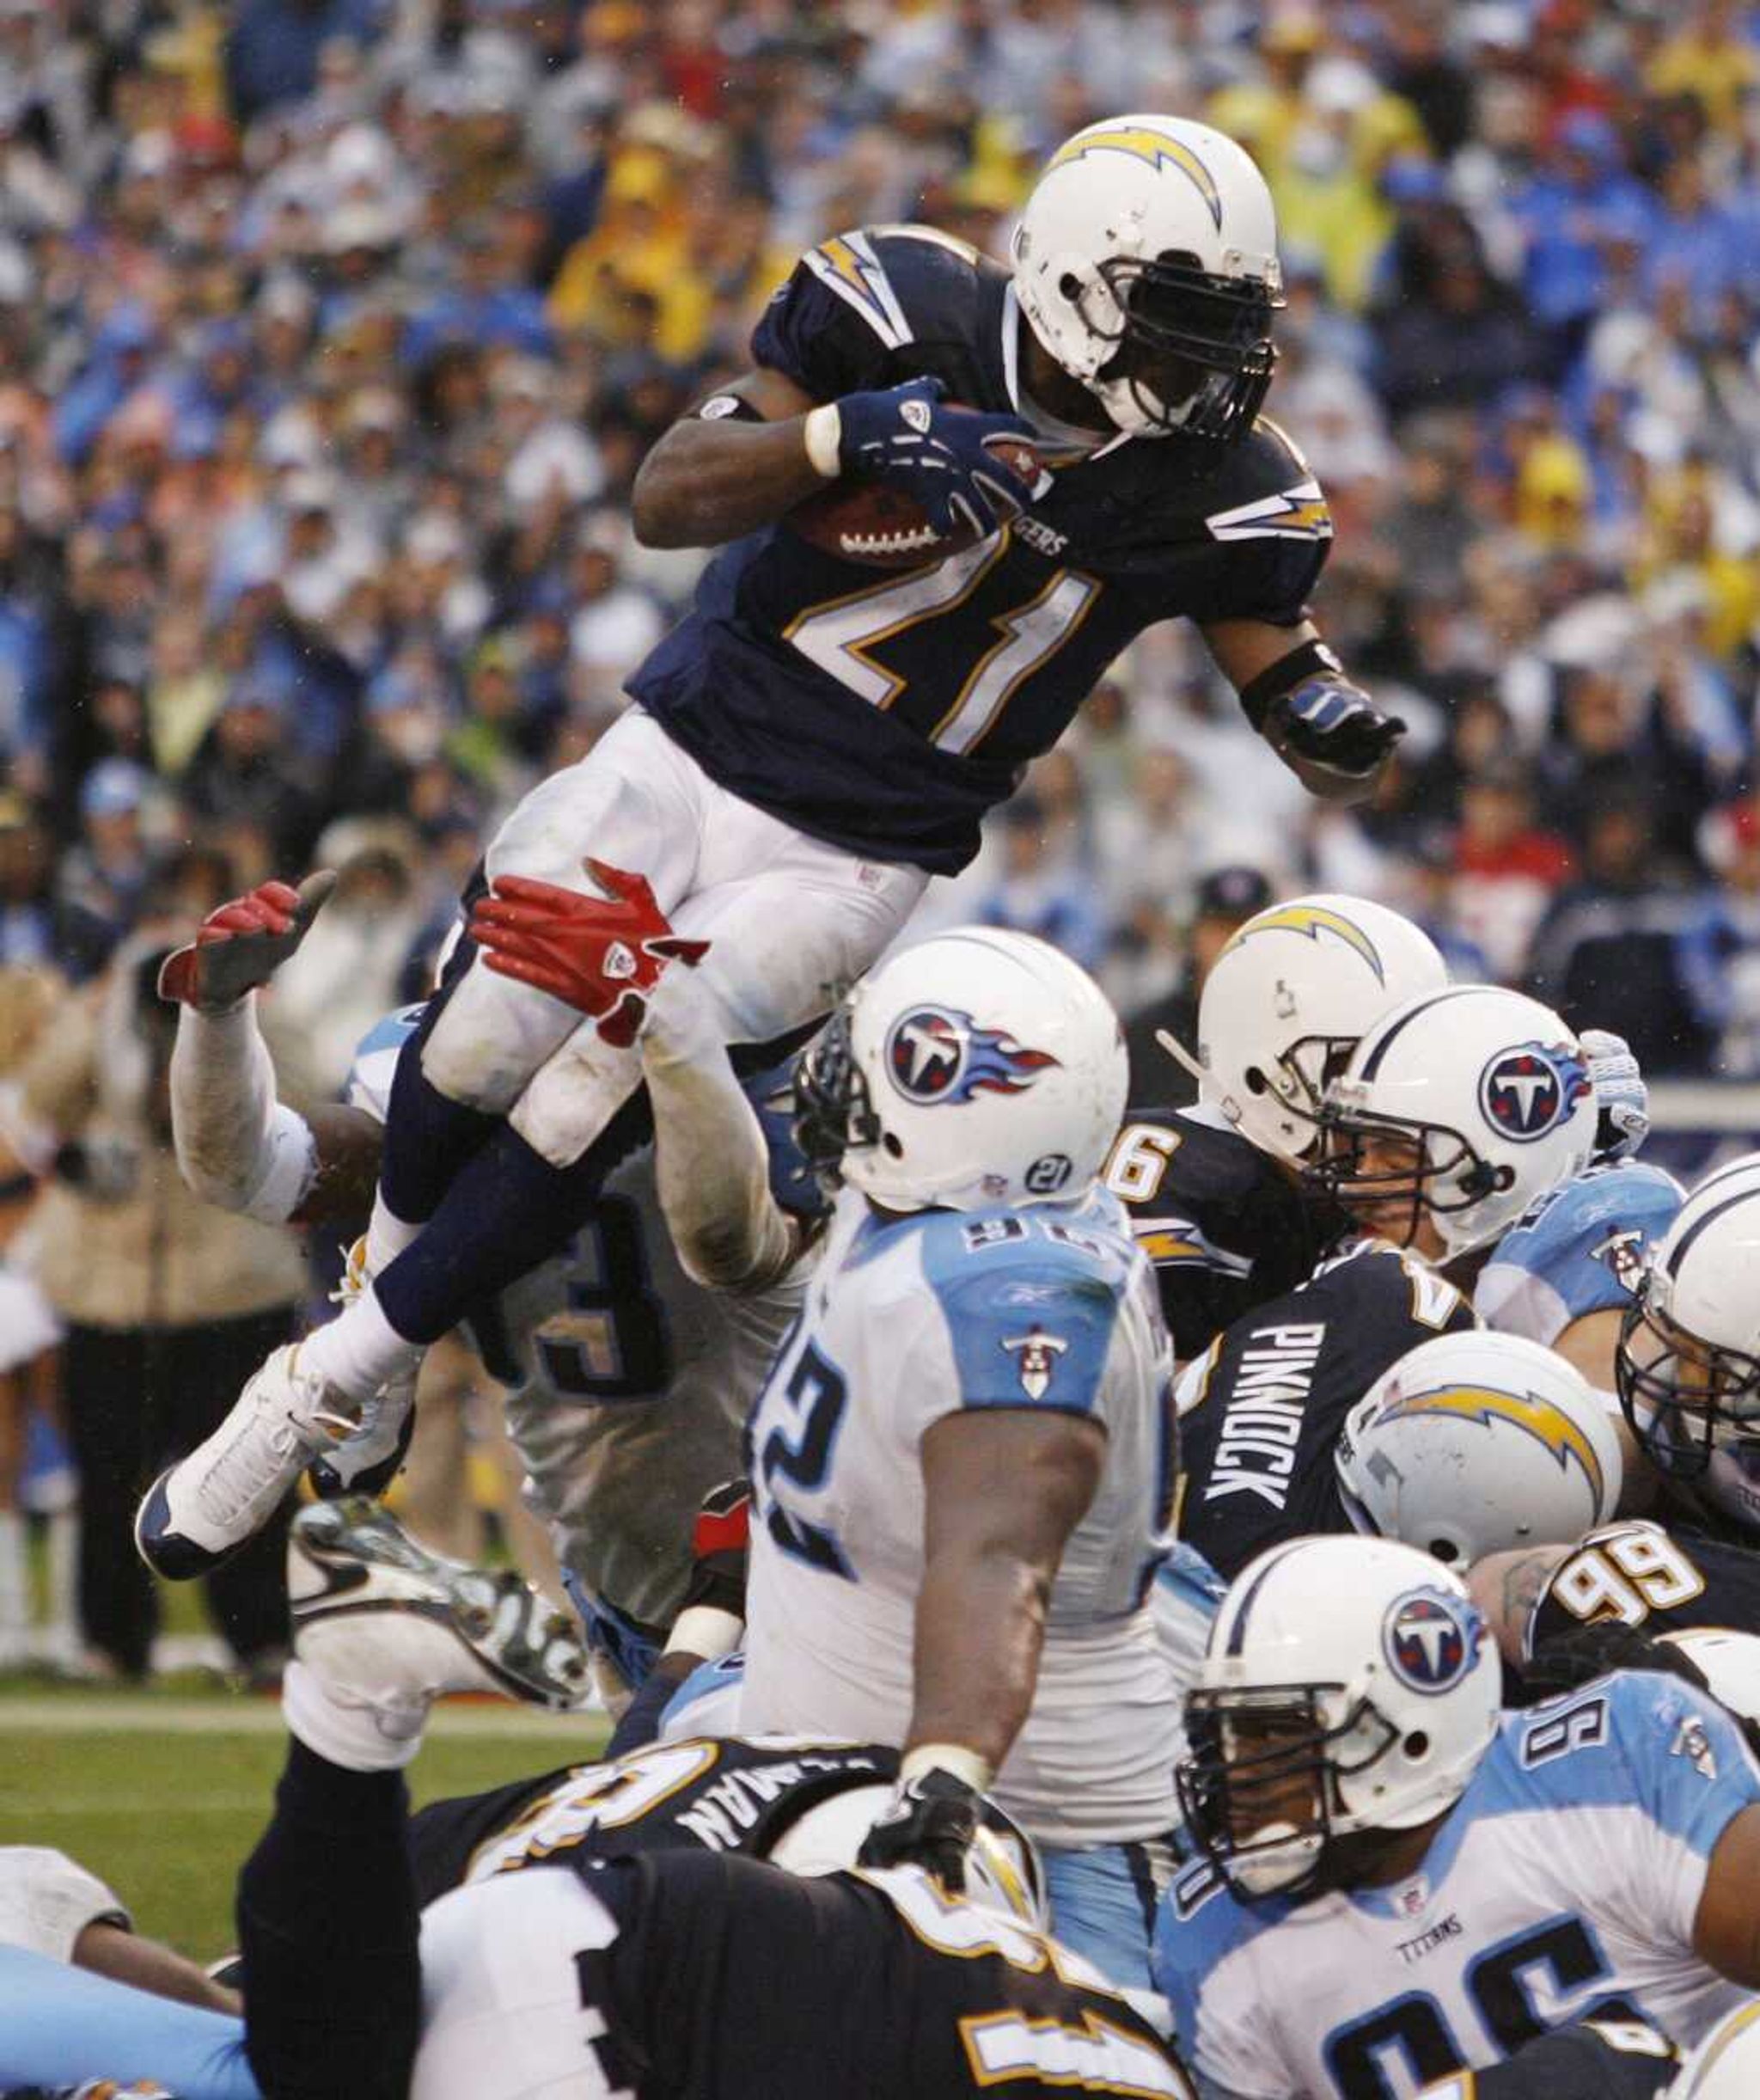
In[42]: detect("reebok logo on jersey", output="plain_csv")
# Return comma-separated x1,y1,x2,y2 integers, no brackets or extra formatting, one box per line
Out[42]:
1001,1326,1069,1399
1201,1321,1324,1509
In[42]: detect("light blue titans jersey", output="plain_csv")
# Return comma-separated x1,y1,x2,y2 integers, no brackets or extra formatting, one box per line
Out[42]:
741,1182,1181,1848
345,1007,806,1632
1154,1671,1760,2100
1475,1161,1684,1349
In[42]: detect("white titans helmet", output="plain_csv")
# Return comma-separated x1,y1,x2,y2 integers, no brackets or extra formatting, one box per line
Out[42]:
1011,113,1283,441
792,928,1127,1212
1672,1996,1760,2098
1335,1331,1622,1569
1194,895,1448,1160
1311,985,1596,1260
764,1780,1049,1932
1177,1535,1500,1901
1617,1152,1760,1534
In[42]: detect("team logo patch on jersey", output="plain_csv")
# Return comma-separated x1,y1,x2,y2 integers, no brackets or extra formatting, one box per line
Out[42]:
1045,125,1223,229
1001,1325,1069,1399
1591,1226,1649,1297
1478,1041,1591,1143
1217,903,1383,983
1205,481,1335,543
883,1007,1060,1106
1384,1589,1477,1694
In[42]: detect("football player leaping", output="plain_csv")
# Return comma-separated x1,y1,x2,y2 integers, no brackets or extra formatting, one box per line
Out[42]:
137,113,1403,1586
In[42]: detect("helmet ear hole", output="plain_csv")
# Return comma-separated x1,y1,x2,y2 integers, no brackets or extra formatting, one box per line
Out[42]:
1404,1731,1430,1760
882,1132,904,1160
1244,1065,1268,1096
1428,1539,1459,1565
1058,272,1083,303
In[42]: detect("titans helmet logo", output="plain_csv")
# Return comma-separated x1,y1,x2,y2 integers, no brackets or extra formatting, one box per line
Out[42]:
883,1007,1061,1107
1478,1041,1592,1144
1384,1590,1478,1695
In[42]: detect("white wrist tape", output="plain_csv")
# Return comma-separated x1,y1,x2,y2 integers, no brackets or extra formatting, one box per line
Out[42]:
901,1742,995,1793
802,402,842,480
667,1605,743,1662
242,1101,321,1223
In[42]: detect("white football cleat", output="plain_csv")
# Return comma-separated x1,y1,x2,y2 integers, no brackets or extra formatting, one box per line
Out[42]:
308,1236,420,1500
135,1343,358,1580
289,1498,590,1713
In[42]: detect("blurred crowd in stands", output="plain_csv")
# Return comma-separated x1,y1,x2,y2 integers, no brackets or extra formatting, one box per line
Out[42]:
2,0,1760,1673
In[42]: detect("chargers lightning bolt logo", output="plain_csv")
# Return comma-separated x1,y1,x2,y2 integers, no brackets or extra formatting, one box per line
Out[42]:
1369,1384,1606,1509
1046,126,1223,229
885,1007,1061,1106
1216,904,1384,983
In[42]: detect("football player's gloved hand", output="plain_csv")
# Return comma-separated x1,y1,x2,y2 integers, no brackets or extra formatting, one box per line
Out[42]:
467,859,709,1049
680,1475,750,1623
1266,676,1405,781
856,1764,981,1891
833,377,1037,541
157,869,338,1013
1580,1028,1649,1163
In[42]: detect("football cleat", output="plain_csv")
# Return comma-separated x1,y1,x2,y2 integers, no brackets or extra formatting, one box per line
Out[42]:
307,1238,419,1501
289,1499,590,1711
135,1344,358,1581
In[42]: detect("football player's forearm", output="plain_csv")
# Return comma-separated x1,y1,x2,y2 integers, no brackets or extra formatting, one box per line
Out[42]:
640,973,797,1294
631,419,828,548
169,999,312,1221
907,1545,1048,1774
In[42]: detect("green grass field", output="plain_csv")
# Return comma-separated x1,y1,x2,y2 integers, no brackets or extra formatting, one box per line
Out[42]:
0,1685,610,1960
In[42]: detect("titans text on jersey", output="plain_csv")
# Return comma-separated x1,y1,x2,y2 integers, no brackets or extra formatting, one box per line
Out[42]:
630,226,1333,874
1175,1240,1475,1581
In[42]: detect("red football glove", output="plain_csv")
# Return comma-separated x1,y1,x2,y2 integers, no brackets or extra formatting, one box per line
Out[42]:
681,1476,751,1622
467,858,708,1048
157,869,338,1013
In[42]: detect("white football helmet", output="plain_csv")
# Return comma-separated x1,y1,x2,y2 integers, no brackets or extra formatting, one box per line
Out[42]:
764,1780,1049,1932
1674,1999,1760,2100
1177,1535,1500,1901
1311,985,1596,1260
1011,113,1283,441
793,928,1127,1212
1617,1153,1760,1534
1194,895,1448,1159
1335,1331,1622,1568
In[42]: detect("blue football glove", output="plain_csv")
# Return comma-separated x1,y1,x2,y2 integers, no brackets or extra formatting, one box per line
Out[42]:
1580,1028,1649,1162
1267,675,1406,781
834,377,1037,541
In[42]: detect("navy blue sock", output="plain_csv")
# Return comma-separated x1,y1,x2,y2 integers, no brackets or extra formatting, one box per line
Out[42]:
378,1026,503,1228
236,1737,419,2100
374,1096,651,1346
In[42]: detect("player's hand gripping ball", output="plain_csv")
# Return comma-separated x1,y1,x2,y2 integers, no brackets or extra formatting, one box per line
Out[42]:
467,859,709,1048
789,377,1043,569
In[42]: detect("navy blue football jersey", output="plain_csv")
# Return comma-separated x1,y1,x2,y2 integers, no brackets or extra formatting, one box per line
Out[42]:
629,225,1332,872
1174,1237,1476,1581
1105,1105,1344,1361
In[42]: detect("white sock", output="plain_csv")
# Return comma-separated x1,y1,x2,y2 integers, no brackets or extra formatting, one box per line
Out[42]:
0,1512,25,1639
298,1287,424,1405
282,1657,427,1772
364,1191,423,1277
42,1510,76,1646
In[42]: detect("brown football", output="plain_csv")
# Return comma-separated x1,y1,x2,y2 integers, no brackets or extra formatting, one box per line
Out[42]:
785,419,1042,571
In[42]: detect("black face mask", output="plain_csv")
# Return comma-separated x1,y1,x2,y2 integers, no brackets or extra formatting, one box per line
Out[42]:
1085,253,1280,441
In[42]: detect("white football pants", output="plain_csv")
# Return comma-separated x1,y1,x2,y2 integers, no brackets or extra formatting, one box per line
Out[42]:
421,707,927,1166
